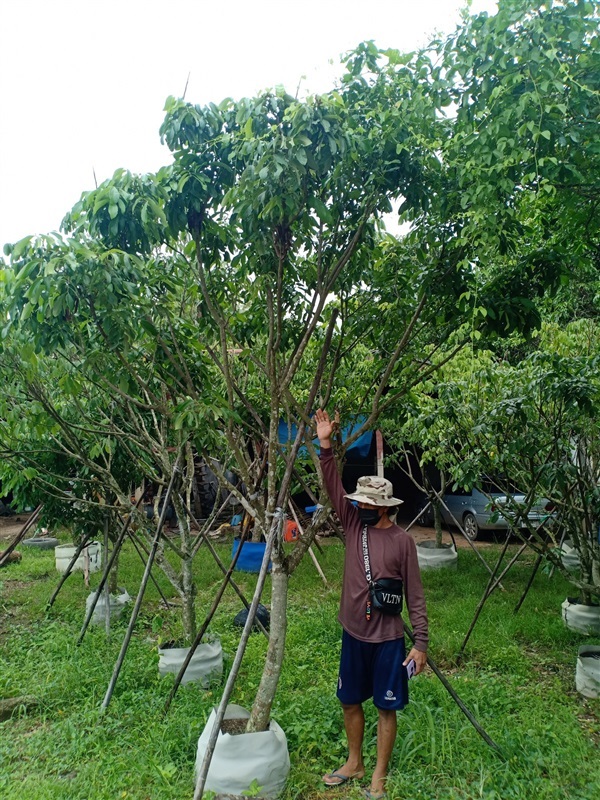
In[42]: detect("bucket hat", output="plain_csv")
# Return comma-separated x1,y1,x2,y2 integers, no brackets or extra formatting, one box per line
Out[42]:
344,475,403,507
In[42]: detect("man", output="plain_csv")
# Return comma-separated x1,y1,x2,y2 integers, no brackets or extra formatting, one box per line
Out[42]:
315,409,428,800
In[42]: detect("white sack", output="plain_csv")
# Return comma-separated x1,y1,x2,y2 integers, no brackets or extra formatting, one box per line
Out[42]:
417,541,458,570
576,646,600,699
561,599,600,635
158,639,223,686
195,703,290,798
85,588,131,625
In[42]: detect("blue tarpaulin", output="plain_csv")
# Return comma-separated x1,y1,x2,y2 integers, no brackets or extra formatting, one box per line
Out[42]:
277,418,373,459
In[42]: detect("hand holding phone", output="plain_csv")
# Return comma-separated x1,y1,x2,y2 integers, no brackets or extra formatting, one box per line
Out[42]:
406,659,416,679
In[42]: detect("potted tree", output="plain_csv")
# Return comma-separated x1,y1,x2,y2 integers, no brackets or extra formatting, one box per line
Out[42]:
383,408,460,570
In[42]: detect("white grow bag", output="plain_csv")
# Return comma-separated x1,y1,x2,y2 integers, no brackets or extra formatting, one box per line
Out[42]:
195,704,290,798
417,541,458,570
559,540,581,572
85,588,131,626
576,646,600,699
55,542,102,574
158,639,223,686
561,599,600,636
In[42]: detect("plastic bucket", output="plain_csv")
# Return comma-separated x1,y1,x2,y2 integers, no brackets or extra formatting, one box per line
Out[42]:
55,542,102,574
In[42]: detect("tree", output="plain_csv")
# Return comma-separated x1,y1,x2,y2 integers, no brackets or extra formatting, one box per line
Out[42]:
0,54,460,733
401,321,600,602
0,320,195,605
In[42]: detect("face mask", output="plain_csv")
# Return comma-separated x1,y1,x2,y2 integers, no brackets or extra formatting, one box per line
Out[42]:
358,507,381,525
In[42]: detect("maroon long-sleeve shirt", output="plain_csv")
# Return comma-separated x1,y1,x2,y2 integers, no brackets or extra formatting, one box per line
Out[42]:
321,446,428,651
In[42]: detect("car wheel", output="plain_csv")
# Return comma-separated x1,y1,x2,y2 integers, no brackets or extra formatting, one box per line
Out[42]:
463,513,479,541
416,499,433,527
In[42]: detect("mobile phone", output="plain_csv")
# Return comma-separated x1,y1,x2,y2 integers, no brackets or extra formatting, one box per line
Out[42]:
406,659,416,679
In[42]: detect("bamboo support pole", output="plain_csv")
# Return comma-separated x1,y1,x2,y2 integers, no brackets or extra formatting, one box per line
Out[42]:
180,501,269,638
513,553,543,614
100,456,182,711
127,529,173,608
406,493,508,591
457,534,513,660
287,501,327,586
191,492,234,558
77,508,137,643
104,517,110,635
548,527,568,579
404,500,431,531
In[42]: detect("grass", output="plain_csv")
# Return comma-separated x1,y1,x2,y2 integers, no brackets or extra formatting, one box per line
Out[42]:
1,531,599,800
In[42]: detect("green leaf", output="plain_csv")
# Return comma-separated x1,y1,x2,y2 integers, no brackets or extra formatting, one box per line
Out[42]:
140,319,158,336
11,236,33,259
311,197,333,225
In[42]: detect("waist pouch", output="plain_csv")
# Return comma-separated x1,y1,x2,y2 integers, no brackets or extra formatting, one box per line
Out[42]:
369,577,404,615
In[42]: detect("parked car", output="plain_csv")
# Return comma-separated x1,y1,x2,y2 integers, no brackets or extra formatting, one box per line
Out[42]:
439,482,553,541
416,481,553,541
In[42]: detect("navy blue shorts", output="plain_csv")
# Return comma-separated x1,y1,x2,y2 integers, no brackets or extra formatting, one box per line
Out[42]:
337,630,409,711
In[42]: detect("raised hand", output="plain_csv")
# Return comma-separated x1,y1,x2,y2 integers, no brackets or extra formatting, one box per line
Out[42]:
314,408,335,446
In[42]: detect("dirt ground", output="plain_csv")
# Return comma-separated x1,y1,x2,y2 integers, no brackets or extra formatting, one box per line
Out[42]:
0,512,35,544
395,516,497,549
0,512,491,550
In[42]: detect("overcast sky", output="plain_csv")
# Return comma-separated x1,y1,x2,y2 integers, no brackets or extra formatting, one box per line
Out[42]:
0,0,497,249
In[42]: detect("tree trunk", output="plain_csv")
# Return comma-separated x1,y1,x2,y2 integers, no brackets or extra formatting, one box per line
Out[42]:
246,563,288,732
433,499,444,549
108,545,120,594
592,541,600,596
178,507,197,643
181,555,197,644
